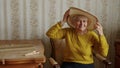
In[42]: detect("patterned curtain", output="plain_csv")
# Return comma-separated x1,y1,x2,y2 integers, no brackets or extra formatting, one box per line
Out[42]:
0,0,120,68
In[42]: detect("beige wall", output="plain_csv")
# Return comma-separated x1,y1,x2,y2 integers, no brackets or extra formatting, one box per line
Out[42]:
0,0,120,68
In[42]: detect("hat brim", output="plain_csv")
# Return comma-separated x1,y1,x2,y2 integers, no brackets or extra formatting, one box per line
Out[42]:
67,7,98,30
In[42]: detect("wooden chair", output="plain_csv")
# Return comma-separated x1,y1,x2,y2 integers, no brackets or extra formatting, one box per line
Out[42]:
49,38,112,68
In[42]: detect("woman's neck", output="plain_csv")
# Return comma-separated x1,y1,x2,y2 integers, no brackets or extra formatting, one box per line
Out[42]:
75,29,88,35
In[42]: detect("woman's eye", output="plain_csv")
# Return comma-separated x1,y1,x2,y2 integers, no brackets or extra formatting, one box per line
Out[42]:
83,20,86,22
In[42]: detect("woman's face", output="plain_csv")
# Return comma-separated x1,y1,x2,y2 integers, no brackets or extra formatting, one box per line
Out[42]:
74,17,88,31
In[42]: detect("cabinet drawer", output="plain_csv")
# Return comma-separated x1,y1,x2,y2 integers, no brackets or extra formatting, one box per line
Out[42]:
0,63,43,68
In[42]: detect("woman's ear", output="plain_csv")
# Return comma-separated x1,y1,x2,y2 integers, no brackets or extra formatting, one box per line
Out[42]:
87,19,90,26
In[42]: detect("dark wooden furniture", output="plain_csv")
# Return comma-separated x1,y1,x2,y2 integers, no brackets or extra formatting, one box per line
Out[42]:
0,40,46,68
49,38,112,68
115,39,120,68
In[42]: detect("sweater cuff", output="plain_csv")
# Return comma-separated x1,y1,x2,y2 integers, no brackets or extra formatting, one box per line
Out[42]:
99,35,106,39
57,21,62,29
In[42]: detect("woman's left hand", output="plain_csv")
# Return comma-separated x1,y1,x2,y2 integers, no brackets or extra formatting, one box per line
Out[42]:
94,22,104,36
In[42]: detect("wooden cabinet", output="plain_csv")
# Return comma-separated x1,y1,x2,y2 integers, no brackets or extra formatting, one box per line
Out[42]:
115,39,120,68
0,40,46,68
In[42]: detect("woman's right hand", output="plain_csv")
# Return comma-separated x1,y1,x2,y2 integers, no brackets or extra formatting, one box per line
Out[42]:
61,9,70,26
63,9,70,22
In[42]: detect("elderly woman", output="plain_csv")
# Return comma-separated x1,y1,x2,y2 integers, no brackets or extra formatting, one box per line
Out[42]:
46,7,109,68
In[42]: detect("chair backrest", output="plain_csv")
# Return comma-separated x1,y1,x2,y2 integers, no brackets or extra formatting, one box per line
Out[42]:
50,38,66,65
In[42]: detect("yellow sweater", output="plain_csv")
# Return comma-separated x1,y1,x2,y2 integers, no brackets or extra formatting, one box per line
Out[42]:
46,22,109,64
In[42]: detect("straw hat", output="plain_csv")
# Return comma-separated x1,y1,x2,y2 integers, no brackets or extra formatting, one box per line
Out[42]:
67,7,98,30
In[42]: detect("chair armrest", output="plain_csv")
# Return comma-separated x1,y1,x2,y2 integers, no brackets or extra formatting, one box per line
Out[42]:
49,57,60,68
93,53,112,65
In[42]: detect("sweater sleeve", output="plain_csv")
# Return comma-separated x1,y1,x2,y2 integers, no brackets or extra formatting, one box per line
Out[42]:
46,22,66,39
92,32,109,57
